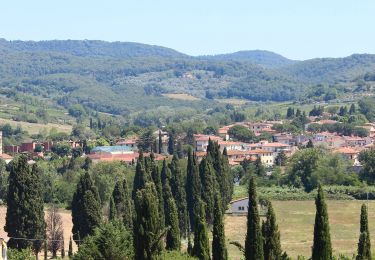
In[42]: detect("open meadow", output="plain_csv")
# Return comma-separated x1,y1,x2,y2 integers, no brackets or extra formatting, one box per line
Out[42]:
225,200,375,259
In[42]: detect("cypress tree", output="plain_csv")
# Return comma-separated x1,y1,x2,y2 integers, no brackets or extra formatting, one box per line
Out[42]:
161,159,171,185
170,154,189,237
244,177,264,260
193,200,211,260
109,196,117,221
168,132,175,155
134,182,164,260
306,139,314,148
158,130,163,154
68,237,73,258
357,204,371,260
71,171,102,243
212,193,228,260
163,179,181,251
263,201,282,260
186,149,201,230
222,148,233,209
199,156,216,224
151,164,165,229
5,156,46,255
112,178,133,229
312,184,332,260
132,151,150,199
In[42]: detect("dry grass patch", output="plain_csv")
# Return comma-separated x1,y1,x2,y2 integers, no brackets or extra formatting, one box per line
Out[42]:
0,118,72,135
162,93,200,101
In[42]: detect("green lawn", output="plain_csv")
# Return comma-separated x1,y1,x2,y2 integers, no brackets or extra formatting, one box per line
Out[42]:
225,200,375,259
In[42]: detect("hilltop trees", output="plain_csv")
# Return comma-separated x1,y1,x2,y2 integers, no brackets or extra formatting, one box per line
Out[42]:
5,156,46,257
245,177,264,260
312,185,332,260
71,171,102,243
357,204,371,260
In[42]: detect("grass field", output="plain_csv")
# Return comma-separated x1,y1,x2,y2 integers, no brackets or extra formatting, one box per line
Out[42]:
225,200,375,259
0,118,72,135
162,93,200,101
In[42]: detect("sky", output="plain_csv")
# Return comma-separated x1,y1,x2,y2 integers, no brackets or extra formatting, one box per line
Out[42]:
0,0,374,60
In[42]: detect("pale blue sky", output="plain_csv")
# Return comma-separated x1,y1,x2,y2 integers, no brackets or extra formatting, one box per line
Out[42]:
0,0,374,60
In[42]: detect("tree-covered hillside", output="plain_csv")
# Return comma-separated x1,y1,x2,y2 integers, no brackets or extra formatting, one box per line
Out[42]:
0,39,375,115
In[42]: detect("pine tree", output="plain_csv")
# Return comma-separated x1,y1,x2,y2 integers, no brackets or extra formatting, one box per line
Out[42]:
151,164,165,229
68,237,73,258
134,182,164,260
212,193,228,260
193,200,211,260
112,178,133,229
5,156,46,255
71,171,102,244
186,149,201,230
163,179,181,251
263,201,282,260
109,196,117,221
357,204,371,260
244,177,264,260
312,185,332,260
199,156,216,224
132,151,150,199
170,154,189,237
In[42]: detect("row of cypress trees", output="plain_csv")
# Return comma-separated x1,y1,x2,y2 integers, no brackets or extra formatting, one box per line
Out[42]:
243,177,372,260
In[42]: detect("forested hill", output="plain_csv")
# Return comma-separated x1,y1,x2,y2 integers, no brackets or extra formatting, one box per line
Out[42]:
0,38,187,59
202,50,297,68
0,39,375,115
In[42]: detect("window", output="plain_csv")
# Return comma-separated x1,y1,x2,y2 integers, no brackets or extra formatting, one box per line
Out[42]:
238,206,245,211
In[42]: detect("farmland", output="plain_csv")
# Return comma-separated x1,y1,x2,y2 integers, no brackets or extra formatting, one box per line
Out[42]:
225,200,375,259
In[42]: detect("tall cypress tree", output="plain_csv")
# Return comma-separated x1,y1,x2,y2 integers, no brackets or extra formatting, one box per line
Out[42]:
109,196,117,221
68,237,73,258
71,171,102,243
312,185,332,260
112,178,133,229
161,159,171,185
132,151,150,199
262,201,282,260
151,164,165,229
186,149,201,230
212,193,228,260
199,156,216,225
170,154,189,237
168,132,175,155
357,204,371,260
158,130,163,154
163,179,181,251
5,156,46,256
134,182,164,260
193,200,211,260
244,177,264,260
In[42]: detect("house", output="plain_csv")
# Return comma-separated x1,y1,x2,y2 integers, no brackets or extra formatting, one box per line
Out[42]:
194,134,222,152
247,122,273,134
87,152,165,165
334,147,360,165
228,197,267,215
225,149,275,166
19,142,37,153
217,141,244,152
91,145,134,155
344,136,370,147
116,139,138,150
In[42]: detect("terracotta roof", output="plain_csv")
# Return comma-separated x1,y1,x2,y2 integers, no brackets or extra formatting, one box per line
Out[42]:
0,153,13,159
261,142,289,147
334,147,358,154
194,134,222,141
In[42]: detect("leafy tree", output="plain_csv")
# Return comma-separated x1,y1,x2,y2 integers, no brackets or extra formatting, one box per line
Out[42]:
356,204,371,260
212,193,228,260
350,104,356,114
46,205,64,258
228,125,255,142
134,182,164,260
312,185,332,260
71,171,102,243
254,157,266,177
164,179,181,251
73,220,134,260
275,151,287,166
170,154,189,237
359,149,375,184
245,177,264,260
112,178,133,229
193,200,210,260
262,201,282,260
5,156,46,257
186,149,201,230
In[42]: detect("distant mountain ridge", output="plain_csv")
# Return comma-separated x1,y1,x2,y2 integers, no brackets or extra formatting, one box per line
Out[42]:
0,38,375,115
202,50,297,68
